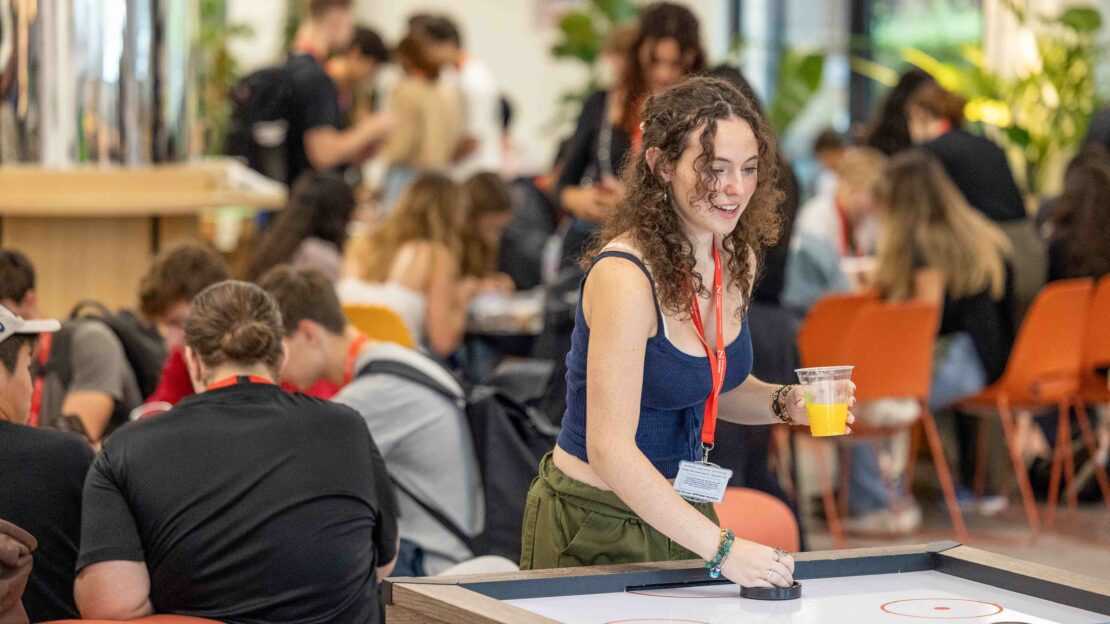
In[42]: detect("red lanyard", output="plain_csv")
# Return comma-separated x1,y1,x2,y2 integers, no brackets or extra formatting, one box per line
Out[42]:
689,238,727,456
207,375,275,391
343,334,370,386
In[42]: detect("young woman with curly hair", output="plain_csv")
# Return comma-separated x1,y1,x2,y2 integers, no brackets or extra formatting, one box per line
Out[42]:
520,76,855,588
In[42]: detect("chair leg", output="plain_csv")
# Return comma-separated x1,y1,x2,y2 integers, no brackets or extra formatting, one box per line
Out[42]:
837,444,852,520
921,410,968,543
1046,405,1066,530
814,440,844,549
905,418,922,493
1074,399,1110,509
998,394,1040,535
974,422,989,498
1060,402,1078,511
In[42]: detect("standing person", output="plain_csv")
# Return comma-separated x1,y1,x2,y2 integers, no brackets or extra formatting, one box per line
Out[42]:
285,0,393,185
907,81,1044,317
327,25,391,125
520,77,855,584
379,34,463,211
75,281,398,622
0,305,93,622
414,16,502,178
556,2,706,267
863,68,931,157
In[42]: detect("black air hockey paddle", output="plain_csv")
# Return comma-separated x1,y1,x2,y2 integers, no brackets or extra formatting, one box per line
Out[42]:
740,582,802,600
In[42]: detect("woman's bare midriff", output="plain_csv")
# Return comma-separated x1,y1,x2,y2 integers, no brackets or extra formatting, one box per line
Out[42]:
552,445,612,491
552,445,676,490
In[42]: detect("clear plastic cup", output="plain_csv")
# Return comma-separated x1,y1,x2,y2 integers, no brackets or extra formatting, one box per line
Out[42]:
795,366,854,437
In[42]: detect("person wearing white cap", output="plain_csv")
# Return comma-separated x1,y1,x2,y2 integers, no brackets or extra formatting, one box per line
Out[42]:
0,304,94,622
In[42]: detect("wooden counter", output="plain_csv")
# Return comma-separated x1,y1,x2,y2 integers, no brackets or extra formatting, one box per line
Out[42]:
0,161,285,317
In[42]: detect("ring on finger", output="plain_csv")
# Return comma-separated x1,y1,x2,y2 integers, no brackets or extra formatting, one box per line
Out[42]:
774,547,787,561
764,568,774,581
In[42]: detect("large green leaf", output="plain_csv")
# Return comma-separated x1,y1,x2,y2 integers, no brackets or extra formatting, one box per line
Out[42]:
552,12,600,63
1058,7,1102,34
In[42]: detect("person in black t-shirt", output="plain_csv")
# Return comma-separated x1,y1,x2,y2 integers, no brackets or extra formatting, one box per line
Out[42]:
0,304,91,622
75,281,398,623
286,0,393,185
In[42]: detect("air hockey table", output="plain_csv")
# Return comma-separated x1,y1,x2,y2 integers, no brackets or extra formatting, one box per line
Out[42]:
383,542,1110,623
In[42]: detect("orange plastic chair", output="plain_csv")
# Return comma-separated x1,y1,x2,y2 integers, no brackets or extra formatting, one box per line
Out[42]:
1072,275,1110,508
42,616,220,624
342,304,416,348
715,487,801,553
958,278,1095,534
797,291,879,367
803,302,967,548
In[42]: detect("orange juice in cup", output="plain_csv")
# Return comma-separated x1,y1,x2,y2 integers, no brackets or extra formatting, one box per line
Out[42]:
795,366,854,437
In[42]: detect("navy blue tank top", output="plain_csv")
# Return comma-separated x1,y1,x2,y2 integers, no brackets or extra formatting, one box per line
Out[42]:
556,251,754,478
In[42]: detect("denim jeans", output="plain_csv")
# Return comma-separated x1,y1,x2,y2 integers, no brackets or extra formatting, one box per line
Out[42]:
392,538,428,578
848,332,987,514
930,332,987,411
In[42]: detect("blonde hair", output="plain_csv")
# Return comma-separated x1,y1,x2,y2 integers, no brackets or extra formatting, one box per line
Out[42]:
875,150,1011,301
836,146,888,194
349,173,464,282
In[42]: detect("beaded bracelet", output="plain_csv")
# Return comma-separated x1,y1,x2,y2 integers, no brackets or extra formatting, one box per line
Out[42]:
770,385,797,425
706,528,736,578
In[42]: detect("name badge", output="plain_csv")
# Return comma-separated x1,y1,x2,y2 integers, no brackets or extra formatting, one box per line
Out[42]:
673,460,732,504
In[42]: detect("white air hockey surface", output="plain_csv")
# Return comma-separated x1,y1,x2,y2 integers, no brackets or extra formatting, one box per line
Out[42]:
504,569,1107,624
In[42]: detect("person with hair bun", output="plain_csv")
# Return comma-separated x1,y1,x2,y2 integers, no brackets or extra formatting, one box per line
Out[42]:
520,76,855,588
74,280,398,623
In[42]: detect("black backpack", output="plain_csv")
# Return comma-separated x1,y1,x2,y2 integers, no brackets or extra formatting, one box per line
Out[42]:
225,63,297,183
356,358,559,561
46,302,167,426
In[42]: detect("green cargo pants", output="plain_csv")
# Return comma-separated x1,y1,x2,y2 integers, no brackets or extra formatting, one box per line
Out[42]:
519,452,718,570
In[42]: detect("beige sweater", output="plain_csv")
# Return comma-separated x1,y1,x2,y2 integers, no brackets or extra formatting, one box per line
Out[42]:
381,77,463,169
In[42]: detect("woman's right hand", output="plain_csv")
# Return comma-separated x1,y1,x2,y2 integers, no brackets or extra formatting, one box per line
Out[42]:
719,537,795,588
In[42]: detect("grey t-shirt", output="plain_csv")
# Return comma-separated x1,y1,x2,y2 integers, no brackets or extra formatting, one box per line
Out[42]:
335,342,483,575
41,321,143,436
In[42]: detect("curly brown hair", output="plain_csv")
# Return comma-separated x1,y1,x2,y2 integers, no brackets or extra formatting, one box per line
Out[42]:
587,75,784,318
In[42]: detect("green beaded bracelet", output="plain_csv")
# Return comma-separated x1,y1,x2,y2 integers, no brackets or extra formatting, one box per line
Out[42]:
706,529,735,578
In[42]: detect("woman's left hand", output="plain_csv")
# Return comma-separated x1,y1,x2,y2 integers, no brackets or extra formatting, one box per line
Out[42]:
783,383,856,433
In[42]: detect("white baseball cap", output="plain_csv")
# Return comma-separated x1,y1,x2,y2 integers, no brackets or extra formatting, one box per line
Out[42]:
0,304,60,345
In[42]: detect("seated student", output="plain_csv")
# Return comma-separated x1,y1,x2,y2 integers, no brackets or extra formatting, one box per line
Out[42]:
339,173,480,357
112,243,229,413
260,266,482,576
1045,145,1110,282
75,280,397,622
246,172,357,282
843,149,1015,533
460,172,516,291
0,250,48,425
0,305,93,622
783,147,887,313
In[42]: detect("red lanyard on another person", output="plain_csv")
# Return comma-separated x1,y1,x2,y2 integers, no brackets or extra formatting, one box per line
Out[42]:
689,238,727,461
342,334,370,386
207,375,275,391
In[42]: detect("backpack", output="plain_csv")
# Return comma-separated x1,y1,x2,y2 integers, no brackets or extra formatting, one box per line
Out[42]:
356,358,559,561
45,302,167,426
225,63,297,183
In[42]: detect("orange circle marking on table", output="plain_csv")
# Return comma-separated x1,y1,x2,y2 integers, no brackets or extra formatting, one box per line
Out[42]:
880,598,1004,619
